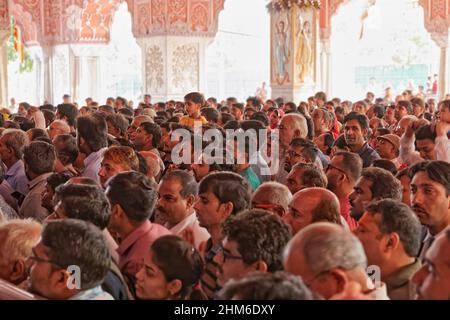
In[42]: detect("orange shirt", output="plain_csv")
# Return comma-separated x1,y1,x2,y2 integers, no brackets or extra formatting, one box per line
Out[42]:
179,115,208,128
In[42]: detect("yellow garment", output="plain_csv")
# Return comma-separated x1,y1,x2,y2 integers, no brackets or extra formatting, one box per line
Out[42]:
179,115,208,128
295,30,312,83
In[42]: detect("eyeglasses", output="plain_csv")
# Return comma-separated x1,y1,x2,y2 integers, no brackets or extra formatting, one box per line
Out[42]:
287,150,304,159
29,248,64,269
325,164,348,177
218,243,244,264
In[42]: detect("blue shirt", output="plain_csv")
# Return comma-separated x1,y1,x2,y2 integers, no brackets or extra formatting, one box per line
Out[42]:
82,148,107,183
69,285,114,300
240,166,261,191
4,160,29,196
357,143,380,168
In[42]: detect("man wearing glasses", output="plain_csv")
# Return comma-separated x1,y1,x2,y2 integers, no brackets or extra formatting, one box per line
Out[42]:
284,222,389,300
27,219,113,300
251,182,292,218
212,209,291,289
326,151,363,231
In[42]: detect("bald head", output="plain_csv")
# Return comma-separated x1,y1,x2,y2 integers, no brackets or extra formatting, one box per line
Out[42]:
283,222,367,299
283,187,341,235
252,182,292,217
48,120,71,140
140,151,161,180
279,114,308,149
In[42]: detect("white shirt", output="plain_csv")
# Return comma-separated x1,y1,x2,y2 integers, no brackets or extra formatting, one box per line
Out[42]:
167,213,210,250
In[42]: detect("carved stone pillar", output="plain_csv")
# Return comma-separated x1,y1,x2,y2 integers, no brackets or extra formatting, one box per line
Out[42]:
270,5,320,102
137,36,212,101
433,34,449,100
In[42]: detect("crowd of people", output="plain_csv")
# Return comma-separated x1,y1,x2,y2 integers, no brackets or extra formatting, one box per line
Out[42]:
0,88,449,300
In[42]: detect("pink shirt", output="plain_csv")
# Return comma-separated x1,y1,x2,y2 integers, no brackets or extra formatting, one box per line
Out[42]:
340,196,358,231
117,220,171,280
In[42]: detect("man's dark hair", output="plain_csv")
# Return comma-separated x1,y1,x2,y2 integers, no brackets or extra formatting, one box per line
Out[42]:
201,107,220,123
246,97,262,110
55,184,111,230
99,105,115,114
222,209,291,272
161,170,198,197
41,109,56,127
415,124,436,142
220,112,235,126
344,111,369,130
361,167,402,201
290,138,319,163
398,100,413,114
106,113,129,137
314,91,327,102
28,128,49,141
372,159,398,176
198,172,251,216
118,108,133,117
139,122,162,149
373,105,385,118
40,104,55,112
77,113,108,152
56,104,79,127
366,199,422,257
409,160,450,195
106,171,157,222
42,219,110,290
53,134,79,164
184,92,205,105
218,271,317,300
291,163,328,188
46,172,72,191
250,111,269,127
23,141,55,175
335,151,363,183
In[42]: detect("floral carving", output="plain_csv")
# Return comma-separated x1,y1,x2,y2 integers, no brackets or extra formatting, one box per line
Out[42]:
145,45,164,92
171,44,198,91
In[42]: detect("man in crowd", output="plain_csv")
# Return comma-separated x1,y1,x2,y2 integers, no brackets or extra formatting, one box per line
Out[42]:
412,228,450,300
213,209,291,288
284,222,389,300
409,161,450,261
355,199,422,299
326,151,363,230
98,146,139,188
194,172,251,299
251,182,292,218
132,122,161,154
286,162,328,194
47,120,71,140
77,114,108,183
375,134,402,168
0,129,29,197
28,219,113,300
20,141,56,221
0,219,42,285
348,167,402,221
106,172,170,287
343,112,380,167
156,170,209,249
283,187,342,235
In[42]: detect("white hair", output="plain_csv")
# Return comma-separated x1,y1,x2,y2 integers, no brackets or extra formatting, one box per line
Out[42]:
286,222,367,275
284,113,308,138
253,182,292,211
0,219,42,265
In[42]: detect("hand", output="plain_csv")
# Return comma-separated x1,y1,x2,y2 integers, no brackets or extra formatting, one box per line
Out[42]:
180,228,196,247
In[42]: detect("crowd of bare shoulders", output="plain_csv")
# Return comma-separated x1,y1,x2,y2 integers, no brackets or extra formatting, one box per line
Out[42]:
0,87,449,300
